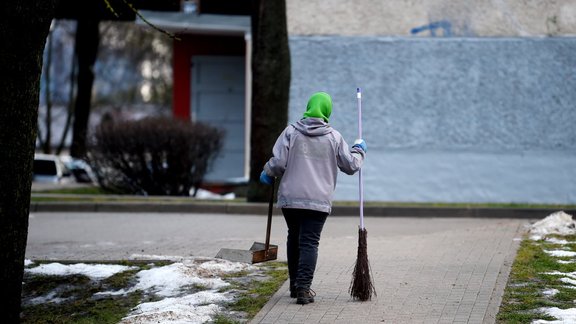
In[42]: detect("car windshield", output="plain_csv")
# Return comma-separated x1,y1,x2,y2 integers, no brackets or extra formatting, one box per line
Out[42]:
34,160,57,176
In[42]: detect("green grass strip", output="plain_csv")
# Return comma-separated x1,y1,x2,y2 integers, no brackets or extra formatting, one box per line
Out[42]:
497,235,576,323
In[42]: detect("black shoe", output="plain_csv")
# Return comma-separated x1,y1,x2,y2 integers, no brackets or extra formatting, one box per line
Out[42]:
296,288,315,305
290,285,296,298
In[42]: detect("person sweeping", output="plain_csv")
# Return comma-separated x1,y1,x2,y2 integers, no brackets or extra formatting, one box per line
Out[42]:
260,91,367,304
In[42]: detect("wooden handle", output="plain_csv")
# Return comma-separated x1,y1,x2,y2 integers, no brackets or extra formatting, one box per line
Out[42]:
265,178,275,252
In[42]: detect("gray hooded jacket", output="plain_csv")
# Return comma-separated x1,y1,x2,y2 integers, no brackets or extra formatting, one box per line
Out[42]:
263,118,365,214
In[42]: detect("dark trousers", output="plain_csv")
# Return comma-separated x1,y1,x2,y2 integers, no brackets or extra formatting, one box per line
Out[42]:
282,208,328,290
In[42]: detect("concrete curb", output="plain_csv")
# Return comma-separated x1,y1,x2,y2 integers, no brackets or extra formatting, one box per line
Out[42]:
30,201,575,219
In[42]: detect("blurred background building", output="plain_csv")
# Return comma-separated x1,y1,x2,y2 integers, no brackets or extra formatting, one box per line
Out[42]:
40,0,576,203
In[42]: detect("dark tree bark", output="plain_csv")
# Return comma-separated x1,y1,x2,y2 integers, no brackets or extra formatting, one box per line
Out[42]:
0,1,56,322
56,54,77,155
247,0,291,202
70,18,100,158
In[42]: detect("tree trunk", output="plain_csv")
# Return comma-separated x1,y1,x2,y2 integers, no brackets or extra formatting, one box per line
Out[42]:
0,1,56,322
57,54,77,155
247,0,291,202
70,18,99,158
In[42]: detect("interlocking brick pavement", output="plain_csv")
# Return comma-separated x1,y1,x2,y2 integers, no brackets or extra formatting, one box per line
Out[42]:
251,217,527,324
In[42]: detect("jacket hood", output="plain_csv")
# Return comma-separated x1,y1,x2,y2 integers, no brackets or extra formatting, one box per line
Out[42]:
303,92,332,123
294,117,333,136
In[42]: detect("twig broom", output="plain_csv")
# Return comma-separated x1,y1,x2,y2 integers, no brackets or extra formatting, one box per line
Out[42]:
349,87,376,301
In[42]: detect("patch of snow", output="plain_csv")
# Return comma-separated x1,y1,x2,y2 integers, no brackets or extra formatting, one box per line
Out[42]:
26,263,137,280
542,288,559,297
119,291,230,324
24,257,254,323
97,258,254,297
558,260,576,264
193,259,255,276
542,272,576,287
28,291,70,305
192,188,235,200
544,250,576,258
560,277,576,286
96,263,226,297
530,211,576,240
114,259,251,323
533,307,576,323
545,237,570,245
25,259,34,267
133,263,229,297
544,271,576,279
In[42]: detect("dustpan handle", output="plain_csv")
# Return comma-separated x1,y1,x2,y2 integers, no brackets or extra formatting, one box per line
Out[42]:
265,178,275,251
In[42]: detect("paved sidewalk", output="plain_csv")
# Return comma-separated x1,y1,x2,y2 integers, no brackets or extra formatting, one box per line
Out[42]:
26,212,529,323
251,217,526,324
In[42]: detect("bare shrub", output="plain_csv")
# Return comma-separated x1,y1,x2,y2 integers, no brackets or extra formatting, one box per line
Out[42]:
87,116,223,196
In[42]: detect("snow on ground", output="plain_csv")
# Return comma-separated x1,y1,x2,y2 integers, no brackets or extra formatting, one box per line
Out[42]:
544,271,576,287
544,271,576,279
28,290,71,305
544,250,576,258
192,188,235,200
533,307,576,323
529,211,576,240
25,257,255,323
97,262,228,297
529,211,576,323
542,288,559,297
119,291,231,324
559,277,576,286
26,262,137,280
545,237,570,245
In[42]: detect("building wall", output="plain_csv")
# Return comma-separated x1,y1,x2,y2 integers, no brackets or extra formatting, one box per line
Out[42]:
284,1,576,203
291,37,575,152
286,0,576,37
287,36,576,204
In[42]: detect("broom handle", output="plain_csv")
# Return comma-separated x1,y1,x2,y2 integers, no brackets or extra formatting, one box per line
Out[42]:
265,177,275,251
357,88,364,230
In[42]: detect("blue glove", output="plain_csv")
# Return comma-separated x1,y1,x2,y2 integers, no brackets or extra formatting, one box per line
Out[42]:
260,170,274,185
352,139,367,153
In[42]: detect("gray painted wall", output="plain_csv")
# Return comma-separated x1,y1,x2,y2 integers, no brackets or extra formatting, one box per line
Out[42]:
288,36,576,204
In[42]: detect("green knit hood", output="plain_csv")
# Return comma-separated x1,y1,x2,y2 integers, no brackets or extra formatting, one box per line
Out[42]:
303,92,332,123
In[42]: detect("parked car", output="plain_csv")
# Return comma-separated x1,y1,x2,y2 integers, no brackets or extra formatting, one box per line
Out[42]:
33,153,70,183
59,155,96,183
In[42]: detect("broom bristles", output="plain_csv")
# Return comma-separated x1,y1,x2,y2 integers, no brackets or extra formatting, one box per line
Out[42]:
349,227,376,301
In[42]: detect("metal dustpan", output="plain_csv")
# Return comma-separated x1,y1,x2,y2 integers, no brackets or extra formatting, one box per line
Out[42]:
215,180,278,264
